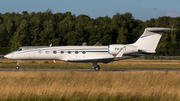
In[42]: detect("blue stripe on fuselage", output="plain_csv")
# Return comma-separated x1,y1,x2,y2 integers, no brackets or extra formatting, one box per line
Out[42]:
13,50,109,55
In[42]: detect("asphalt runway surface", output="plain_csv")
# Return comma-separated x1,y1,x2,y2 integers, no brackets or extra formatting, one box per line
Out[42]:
0,68,180,71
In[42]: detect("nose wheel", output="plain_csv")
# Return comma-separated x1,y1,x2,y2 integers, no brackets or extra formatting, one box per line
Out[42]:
16,66,20,70
16,60,21,70
93,62,100,71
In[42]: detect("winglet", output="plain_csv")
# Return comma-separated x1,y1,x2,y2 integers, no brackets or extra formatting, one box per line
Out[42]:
114,46,126,58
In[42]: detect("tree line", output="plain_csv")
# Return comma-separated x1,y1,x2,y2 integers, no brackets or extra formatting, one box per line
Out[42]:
0,9,180,56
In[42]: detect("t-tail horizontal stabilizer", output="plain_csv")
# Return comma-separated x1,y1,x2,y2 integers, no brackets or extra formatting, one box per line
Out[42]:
114,46,126,60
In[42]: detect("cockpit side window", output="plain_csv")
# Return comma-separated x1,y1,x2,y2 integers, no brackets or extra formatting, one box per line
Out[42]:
15,48,19,51
15,48,22,51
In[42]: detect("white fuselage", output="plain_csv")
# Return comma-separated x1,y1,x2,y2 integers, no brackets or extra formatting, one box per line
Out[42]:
4,45,141,63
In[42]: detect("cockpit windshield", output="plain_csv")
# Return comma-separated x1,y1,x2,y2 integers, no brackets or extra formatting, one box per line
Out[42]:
15,48,22,51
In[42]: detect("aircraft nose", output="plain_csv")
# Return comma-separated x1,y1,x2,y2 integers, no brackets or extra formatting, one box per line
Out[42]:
4,54,11,59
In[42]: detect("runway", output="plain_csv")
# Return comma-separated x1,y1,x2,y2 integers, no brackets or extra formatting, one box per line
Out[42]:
0,68,180,71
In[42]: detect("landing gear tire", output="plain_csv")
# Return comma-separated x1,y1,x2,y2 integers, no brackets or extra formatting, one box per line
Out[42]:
16,66,19,70
16,60,21,70
94,65,100,71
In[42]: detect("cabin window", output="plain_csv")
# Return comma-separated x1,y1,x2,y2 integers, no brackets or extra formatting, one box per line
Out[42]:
38,51,42,54
75,51,79,54
82,51,86,54
60,51,64,54
53,51,57,54
68,51,71,54
46,51,49,54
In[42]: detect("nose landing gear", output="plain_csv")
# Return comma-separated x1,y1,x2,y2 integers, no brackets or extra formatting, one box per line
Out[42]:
16,60,21,70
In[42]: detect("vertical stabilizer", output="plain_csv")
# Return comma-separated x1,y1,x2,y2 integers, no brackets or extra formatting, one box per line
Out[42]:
132,27,175,53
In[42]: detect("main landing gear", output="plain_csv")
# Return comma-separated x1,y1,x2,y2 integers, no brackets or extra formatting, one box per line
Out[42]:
16,60,21,70
93,62,100,71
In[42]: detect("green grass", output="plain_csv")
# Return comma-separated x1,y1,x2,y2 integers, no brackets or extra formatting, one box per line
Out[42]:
44,61,49,63
31,61,36,63
1,62,17,64
0,59,180,69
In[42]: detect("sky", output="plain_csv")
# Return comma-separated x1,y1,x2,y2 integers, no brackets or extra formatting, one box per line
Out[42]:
0,0,180,21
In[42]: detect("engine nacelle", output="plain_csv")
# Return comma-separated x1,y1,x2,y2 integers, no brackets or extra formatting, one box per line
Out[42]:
108,44,138,55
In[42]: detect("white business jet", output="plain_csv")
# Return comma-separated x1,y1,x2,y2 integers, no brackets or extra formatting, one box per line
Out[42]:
4,27,175,71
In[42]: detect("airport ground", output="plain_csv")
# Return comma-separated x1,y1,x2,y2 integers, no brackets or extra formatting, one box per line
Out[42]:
0,59,180,69
0,59,180,101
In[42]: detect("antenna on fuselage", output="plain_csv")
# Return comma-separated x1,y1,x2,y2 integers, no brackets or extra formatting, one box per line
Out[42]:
49,43,52,47
49,40,52,47
82,42,87,46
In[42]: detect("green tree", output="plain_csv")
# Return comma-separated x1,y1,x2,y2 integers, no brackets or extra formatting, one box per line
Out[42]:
156,32,171,55
117,26,128,44
57,12,75,45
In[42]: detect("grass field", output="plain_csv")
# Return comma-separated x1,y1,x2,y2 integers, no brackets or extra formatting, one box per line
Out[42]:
0,59,180,101
0,71,180,101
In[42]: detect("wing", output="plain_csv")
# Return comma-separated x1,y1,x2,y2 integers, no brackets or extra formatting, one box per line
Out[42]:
67,58,114,63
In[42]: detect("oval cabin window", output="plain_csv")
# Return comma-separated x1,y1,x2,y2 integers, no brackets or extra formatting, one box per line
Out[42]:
82,51,86,54
53,51,57,54
60,51,64,54
75,51,79,54
68,51,71,54
46,51,49,54
38,51,42,54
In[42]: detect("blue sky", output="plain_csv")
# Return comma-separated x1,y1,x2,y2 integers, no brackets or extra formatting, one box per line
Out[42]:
0,0,180,21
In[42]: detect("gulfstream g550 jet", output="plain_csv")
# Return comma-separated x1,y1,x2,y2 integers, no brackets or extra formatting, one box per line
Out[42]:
4,27,175,70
